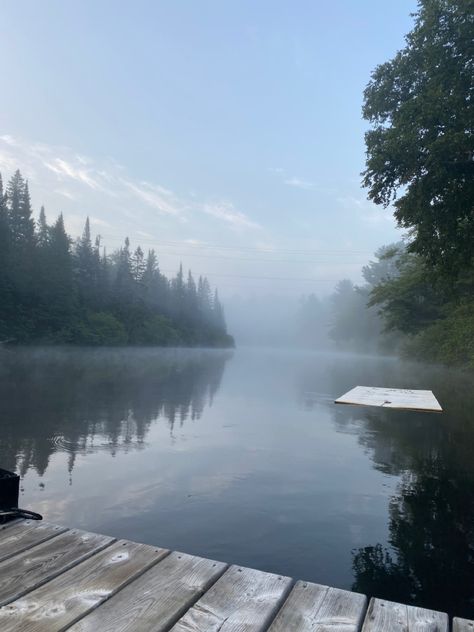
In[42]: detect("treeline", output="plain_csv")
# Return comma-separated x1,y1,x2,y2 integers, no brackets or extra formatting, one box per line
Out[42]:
297,245,401,354
299,0,474,369
0,169,234,347
299,240,474,368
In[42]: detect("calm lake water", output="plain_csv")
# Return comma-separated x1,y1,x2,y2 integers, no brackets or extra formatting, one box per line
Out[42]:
1,347,473,617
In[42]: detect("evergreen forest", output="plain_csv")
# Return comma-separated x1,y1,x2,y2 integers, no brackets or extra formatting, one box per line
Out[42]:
0,169,234,348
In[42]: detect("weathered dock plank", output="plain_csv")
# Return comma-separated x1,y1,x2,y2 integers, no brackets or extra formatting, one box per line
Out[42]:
268,580,367,632
171,564,292,632
0,520,466,631
453,619,474,632
362,598,448,631
0,539,168,632
0,528,114,605
0,520,67,563
69,550,227,632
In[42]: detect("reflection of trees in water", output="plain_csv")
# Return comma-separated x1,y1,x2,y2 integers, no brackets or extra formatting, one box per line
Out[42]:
318,360,474,618
0,348,231,477
295,354,474,617
352,464,474,618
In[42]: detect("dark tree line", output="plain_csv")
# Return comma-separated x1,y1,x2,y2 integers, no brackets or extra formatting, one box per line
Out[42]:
0,169,234,347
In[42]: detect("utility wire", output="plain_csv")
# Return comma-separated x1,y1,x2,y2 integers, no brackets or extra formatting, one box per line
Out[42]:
99,234,372,256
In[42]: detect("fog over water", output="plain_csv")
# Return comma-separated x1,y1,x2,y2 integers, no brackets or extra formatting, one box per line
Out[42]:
1,0,473,622
1,346,473,618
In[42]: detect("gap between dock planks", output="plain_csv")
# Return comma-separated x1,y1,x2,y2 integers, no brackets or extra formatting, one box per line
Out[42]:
68,551,228,632
362,598,449,632
0,528,114,606
454,620,474,632
170,564,293,632
0,520,470,631
0,539,168,632
268,581,367,632
0,520,67,563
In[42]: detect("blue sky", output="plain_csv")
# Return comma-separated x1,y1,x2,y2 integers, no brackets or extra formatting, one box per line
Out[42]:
0,0,417,298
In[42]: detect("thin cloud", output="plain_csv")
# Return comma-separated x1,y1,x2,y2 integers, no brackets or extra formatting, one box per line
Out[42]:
0,135,263,236
122,180,183,216
44,158,103,191
284,176,315,190
202,201,261,230
54,188,76,200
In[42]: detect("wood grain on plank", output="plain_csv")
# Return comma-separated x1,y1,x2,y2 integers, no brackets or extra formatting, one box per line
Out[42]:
0,520,67,563
362,598,448,631
69,550,227,632
454,618,474,632
171,564,292,632
0,539,168,632
0,528,114,605
268,580,367,632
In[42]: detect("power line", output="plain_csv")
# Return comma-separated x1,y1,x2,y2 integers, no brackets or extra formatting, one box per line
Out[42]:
99,234,372,256
160,269,343,283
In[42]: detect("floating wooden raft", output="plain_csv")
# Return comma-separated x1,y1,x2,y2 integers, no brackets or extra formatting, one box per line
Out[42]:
0,519,469,631
335,386,443,412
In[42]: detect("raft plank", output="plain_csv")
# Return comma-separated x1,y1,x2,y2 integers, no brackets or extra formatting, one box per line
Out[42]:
0,539,168,632
69,550,227,632
362,598,448,631
0,528,114,605
171,564,292,632
454,618,474,631
335,386,442,412
0,520,67,563
268,580,367,632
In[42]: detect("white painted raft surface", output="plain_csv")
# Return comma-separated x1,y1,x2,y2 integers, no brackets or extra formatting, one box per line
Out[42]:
335,386,442,412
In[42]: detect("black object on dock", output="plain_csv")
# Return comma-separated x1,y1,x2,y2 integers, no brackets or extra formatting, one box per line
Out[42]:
0,468,42,523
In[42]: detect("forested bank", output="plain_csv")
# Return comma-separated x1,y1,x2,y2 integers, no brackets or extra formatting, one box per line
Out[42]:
301,1,474,369
299,240,474,368
0,169,234,348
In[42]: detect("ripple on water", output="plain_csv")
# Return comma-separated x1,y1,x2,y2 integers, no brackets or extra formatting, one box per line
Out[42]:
49,434,76,453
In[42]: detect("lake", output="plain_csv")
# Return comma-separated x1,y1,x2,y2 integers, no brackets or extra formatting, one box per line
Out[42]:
0,346,473,618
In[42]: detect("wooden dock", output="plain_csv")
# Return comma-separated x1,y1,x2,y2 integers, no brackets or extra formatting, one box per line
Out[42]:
0,519,471,631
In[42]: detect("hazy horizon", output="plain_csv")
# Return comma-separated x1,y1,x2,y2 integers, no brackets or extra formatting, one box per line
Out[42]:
0,0,418,307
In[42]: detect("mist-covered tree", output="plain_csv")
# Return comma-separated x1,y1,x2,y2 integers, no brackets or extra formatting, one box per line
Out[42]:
0,174,13,339
369,245,474,366
0,168,234,348
6,170,35,248
37,206,50,248
362,0,474,275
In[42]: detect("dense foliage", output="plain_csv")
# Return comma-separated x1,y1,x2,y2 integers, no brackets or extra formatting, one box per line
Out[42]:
363,0,474,275
319,240,474,368
0,169,234,347
369,244,474,367
354,0,474,369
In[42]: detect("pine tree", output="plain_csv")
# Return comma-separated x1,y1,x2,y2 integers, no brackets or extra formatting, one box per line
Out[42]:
0,170,233,347
131,246,146,283
212,289,226,332
6,171,35,247
36,214,75,338
74,217,98,307
0,173,13,338
197,276,212,323
114,237,133,301
37,206,50,248
186,271,198,321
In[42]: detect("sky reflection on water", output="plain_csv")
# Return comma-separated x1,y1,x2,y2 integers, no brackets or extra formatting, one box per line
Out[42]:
0,347,473,618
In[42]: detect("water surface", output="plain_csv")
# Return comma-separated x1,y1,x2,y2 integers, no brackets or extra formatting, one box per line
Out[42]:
0,347,473,617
